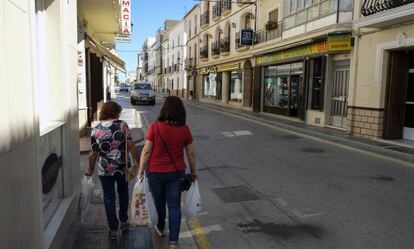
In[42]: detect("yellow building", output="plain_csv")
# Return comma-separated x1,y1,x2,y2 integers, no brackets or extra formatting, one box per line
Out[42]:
351,0,414,141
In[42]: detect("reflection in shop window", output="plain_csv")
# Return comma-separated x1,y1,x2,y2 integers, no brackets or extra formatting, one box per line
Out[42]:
230,71,243,102
310,57,324,110
203,73,222,100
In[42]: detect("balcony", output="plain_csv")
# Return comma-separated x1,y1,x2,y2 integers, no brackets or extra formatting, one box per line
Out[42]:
200,11,210,29
220,37,230,54
200,46,209,60
185,58,194,71
355,0,414,28
221,0,232,16
211,41,220,57
213,3,222,21
255,21,283,44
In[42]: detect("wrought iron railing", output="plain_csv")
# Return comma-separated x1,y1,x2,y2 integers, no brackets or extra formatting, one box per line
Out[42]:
211,41,221,55
213,3,222,18
221,0,232,12
185,58,193,70
235,31,241,48
255,22,283,44
361,0,414,16
220,37,230,52
200,11,210,26
200,46,209,59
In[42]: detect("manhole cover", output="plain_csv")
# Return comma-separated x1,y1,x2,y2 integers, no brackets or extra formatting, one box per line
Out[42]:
193,135,210,140
301,148,324,153
212,185,260,203
281,135,302,140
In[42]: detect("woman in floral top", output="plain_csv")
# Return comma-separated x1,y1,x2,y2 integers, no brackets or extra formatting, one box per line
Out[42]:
85,101,140,240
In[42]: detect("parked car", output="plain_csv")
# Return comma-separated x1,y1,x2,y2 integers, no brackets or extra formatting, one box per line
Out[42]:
119,83,130,92
130,82,155,105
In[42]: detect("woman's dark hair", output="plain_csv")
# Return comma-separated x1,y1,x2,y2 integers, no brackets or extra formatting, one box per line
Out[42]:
99,101,122,120
158,96,186,125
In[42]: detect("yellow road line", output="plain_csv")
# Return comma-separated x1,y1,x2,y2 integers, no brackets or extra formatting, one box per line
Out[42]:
187,218,214,249
187,102,414,168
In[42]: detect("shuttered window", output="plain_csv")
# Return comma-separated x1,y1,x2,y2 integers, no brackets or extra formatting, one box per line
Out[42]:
269,9,278,21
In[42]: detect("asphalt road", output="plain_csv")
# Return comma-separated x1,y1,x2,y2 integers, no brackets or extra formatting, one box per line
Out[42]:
116,93,414,249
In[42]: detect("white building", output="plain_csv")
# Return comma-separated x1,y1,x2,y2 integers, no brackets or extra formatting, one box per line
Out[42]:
0,0,79,248
163,20,188,97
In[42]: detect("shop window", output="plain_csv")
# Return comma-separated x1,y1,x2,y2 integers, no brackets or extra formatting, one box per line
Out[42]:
204,73,222,99
230,70,243,102
264,65,289,108
310,57,324,110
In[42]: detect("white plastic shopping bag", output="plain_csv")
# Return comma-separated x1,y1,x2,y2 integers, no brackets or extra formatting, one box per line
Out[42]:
130,175,158,227
184,180,202,219
81,176,94,223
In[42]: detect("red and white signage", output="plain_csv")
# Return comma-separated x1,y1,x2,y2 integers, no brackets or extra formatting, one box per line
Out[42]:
121,0,131,35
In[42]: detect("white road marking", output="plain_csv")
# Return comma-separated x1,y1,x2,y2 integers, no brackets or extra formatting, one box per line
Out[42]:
233,130,253,136
222,131,235,137
222,130,253,137
292,209,324,219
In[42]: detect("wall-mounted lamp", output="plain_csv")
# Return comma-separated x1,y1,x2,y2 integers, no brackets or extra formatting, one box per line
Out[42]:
232,22,237,28
208,34,213,38
219,29,223,34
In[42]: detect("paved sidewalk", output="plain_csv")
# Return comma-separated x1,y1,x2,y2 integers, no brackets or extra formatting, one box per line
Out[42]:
62,108,199,249
187,100,414,164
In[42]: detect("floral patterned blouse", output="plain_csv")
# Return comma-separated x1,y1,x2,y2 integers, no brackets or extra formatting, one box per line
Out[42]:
90,120,132,176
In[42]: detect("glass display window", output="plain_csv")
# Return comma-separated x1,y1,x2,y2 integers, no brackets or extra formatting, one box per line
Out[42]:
230,70,243,102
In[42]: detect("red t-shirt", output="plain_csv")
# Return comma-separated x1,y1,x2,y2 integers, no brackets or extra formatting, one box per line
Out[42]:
146,121,193,173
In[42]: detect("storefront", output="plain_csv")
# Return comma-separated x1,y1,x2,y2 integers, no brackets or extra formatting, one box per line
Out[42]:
256,35,352,124
200,62,242,103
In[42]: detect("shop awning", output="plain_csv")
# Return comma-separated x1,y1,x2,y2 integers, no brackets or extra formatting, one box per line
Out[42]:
85,34,126,72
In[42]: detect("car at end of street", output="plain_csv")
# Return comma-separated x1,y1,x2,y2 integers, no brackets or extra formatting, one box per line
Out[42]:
119,83,130,92
130,82,156,105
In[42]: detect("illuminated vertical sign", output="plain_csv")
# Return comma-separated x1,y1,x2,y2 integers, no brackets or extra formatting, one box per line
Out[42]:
121,0,131,35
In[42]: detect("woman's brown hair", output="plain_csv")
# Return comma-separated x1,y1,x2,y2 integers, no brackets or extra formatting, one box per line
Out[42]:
158,96,186,125
99,101,122,120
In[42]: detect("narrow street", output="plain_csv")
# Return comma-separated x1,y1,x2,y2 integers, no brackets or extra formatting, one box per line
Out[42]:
117,93,414,249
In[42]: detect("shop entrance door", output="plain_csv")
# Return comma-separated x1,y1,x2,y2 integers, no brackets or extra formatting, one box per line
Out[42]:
330,60,350,128
403,52,414,140
384,51,409,139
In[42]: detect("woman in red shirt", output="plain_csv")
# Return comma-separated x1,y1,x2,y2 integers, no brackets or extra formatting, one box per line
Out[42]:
138,96,197,249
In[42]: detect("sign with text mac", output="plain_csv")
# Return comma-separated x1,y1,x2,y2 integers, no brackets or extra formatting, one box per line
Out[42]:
240,29,254,46
121,0,131,36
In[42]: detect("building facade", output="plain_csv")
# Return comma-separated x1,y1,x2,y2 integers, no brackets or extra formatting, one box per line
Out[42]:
351,0,414,141
195,0,256,109
164,20,188,98
0,0,79,248
183,4,200,100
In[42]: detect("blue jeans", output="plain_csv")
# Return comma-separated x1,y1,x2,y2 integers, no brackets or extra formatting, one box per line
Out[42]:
99,173,129,230
147,171,184,243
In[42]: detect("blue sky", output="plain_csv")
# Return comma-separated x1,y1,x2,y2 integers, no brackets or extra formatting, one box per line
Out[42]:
117,0,198,79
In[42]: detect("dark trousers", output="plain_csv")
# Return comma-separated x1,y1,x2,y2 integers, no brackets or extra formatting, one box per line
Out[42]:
99,173,129,230
147,171,184,243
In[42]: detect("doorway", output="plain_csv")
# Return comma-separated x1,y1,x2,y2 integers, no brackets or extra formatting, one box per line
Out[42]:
330,60,350,128
384,50,414,140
